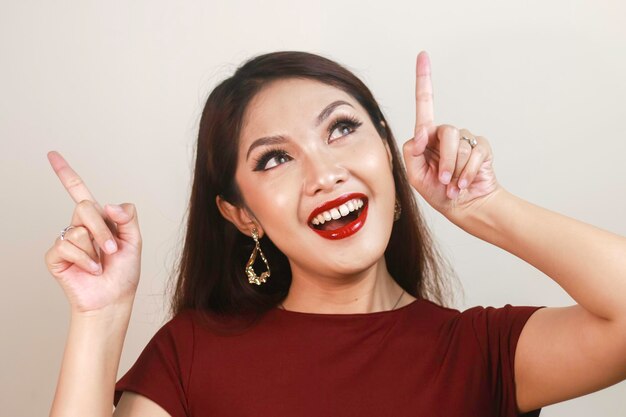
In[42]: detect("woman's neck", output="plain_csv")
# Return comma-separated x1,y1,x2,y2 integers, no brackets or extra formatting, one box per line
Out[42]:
280,259,417,314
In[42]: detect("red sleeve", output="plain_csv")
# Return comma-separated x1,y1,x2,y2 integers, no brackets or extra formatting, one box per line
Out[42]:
113,310,195,417
466,303,546,417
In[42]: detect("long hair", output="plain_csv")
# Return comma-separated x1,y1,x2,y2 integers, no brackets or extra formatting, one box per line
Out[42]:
167,51,460,325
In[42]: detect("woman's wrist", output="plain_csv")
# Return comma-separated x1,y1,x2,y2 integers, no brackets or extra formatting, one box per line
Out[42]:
445,185,514,247
68,299,134,358
69,295,135,323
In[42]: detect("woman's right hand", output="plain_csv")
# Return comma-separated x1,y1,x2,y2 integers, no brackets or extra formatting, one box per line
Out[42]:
44,151,142,315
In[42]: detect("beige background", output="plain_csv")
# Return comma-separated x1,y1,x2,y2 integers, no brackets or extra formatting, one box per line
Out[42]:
1,1,625,415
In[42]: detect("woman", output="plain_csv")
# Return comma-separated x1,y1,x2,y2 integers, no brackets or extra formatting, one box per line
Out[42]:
46,51,626,417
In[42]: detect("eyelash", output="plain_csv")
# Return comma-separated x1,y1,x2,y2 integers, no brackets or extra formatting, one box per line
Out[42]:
327,114,363,141
252,115,363,171
252,147,290,172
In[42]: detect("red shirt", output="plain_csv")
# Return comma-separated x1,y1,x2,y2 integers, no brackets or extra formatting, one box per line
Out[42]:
114,298,545,417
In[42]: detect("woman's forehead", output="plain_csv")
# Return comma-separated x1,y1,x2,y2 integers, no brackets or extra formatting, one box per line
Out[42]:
242,78,359,131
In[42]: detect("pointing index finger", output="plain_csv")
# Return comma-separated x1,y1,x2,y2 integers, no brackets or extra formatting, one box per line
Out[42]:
47,151,99,205
415,50,434,128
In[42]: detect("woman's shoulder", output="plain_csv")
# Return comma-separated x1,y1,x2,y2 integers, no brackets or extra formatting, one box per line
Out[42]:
413,297,463,320
165,306,265,337
144,308,197,345
415,299,546,341
417,298,544,318
157,308,197,329
407,298,537,331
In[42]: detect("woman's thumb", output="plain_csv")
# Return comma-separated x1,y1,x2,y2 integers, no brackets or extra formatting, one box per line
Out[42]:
104,203,141,246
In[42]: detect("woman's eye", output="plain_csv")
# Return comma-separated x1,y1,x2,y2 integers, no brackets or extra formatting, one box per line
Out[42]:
327,116,362,143
265,153,290,169
329,124,355,141
253,149,292,171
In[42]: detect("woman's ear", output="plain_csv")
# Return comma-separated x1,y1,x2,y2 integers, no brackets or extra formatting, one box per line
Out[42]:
215,195,263,237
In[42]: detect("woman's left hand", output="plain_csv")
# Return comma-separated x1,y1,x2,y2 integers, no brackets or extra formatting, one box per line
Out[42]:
402,51,503,222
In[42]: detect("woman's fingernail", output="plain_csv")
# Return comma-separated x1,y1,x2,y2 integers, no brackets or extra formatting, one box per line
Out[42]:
108,204,124,213
105,239,117,254
90,261,101,274
458,179,467,189
441,171,451,184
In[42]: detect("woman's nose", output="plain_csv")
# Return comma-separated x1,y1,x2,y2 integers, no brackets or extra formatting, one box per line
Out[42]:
303,152,349,196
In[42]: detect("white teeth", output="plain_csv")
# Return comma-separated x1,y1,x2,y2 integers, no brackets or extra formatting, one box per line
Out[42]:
310,198,365,226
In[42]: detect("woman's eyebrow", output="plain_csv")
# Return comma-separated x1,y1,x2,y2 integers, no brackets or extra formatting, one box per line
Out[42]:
245,135,288,161
245,100,355,161
315,100,354,127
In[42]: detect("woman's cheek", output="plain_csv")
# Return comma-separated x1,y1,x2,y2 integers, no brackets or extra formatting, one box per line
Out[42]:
258,173,301,224
348,144,392,179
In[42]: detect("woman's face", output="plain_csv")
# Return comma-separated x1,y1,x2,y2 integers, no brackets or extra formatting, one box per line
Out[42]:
233,78,396,278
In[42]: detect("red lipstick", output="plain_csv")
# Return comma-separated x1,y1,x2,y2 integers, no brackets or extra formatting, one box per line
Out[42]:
307,193,368,240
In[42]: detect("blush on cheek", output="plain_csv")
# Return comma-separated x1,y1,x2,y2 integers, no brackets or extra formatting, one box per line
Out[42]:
272,193,293,210
357,147,394,183
360,150,385,169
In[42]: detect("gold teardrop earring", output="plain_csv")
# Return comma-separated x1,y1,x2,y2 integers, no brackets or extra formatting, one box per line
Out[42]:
245,227,271,285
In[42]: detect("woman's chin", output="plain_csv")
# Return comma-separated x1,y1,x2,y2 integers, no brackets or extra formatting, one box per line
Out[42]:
294,239,389,277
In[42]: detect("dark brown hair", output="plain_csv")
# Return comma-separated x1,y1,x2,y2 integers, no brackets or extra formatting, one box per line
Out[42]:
167,51,460,324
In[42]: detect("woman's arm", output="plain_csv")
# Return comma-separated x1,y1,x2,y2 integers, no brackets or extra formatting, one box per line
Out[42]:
45,151,150,416
49,303,133,417
49,301,174,417
404,50,625,413
459,187,626,322
454,187,626,413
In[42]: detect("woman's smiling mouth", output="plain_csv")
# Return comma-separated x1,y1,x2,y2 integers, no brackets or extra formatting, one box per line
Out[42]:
307,193,369,240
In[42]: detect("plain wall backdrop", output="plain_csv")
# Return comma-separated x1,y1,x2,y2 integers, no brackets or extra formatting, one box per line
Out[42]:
1,1,625,415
